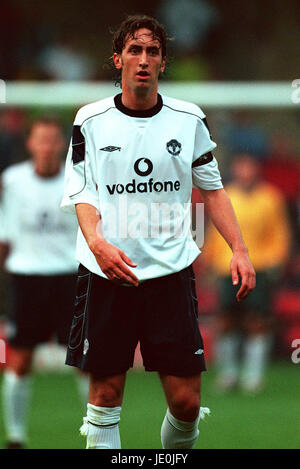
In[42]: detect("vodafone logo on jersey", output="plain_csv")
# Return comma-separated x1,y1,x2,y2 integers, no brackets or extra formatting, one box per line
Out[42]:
134,158,153,177
106,158,181,195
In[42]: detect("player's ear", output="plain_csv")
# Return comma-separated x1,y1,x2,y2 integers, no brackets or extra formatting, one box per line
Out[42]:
160,58,166,74
113,53,123,70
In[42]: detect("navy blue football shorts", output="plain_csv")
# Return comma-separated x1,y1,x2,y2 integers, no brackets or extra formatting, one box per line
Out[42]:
66,264,206,377
6,273,77,348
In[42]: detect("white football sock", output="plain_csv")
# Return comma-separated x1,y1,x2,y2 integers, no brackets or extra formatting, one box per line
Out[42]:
2,370,31,443
80,403,121,449
241,334,272,389
161,407,210,449
215,332,241,382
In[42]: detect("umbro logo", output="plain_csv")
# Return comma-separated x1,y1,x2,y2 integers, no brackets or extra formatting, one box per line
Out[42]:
83,338,89,355
194,348,204,355
100,146,121,152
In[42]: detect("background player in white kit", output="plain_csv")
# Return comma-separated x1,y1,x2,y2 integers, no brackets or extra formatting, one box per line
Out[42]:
62,15,256,449
0,118,88,449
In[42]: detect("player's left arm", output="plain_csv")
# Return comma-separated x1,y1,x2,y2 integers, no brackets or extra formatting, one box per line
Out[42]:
199,187,256,302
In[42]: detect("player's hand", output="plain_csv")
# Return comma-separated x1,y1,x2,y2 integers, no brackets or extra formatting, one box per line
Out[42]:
230,249,256,302
90,238,139,287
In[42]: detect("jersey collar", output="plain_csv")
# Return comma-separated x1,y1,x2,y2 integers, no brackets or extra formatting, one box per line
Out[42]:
114,93,163,118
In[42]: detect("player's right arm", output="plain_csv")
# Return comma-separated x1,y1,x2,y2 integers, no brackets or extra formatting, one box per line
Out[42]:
61,108,138,286
75,203,138,286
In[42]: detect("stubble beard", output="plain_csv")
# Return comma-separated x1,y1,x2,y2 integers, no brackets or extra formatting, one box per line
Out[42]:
135,83,152,97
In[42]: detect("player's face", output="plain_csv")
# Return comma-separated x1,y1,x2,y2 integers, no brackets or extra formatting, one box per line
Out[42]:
26,123,65,176
113,28,166,95
232,155,260,188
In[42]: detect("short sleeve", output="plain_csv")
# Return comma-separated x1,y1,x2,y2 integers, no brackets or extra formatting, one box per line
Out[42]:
61,118,99,214
192,118,223,190
193,118,217,162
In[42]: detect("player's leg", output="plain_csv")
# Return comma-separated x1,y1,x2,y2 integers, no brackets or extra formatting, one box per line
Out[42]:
139,265,209,449
6,347,34,375
241,311,272,393
65,265,139,449
159,373,206,449
2,274,50,448
240,272,273,393
80,372,126,449
160,373,201,421
214,312,241,390
214,276,242,391
2,347,34,448
89,372,126,407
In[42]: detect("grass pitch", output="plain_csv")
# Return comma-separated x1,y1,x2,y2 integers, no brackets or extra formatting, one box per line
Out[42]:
0,361,299,449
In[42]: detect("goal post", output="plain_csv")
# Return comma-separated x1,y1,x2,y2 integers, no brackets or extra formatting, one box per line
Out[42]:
3,81,297,108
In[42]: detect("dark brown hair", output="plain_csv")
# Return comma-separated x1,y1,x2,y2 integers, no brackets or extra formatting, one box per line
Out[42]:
111,14,170,86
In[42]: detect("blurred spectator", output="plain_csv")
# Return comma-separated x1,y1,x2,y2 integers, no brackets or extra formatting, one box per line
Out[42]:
201,154,291,393
157,0,219,81
37,33,96,80
271,250,300,358
1,1,299,81
0,117,87,448
0,109,26,173
262,133,300,247
223,111,269,161
158,0,218,53
263,133,300,205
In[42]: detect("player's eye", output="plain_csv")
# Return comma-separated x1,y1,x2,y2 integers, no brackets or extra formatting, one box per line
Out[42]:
130,47,140,54
148,48,160,56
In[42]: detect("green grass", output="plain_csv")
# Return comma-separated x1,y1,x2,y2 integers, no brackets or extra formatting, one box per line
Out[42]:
0,361,299,449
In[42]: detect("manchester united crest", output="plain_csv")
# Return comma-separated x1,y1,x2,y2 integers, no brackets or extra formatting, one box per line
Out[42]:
166,139,182,156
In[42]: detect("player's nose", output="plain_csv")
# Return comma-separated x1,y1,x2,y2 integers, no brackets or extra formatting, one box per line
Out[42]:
139,50,148,67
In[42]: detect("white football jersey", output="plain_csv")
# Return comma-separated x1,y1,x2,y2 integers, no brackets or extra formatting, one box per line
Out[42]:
61,93,223,281
0,161,78,275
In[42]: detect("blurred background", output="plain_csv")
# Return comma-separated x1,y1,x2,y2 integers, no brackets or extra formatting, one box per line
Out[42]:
0,0,300,449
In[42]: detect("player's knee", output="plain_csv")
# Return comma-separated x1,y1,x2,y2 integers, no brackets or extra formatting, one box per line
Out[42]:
217,313,236,333
90,383,123,407
7,351,33,376
7,363,31,377
169,390,200,421
242,312,269,335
